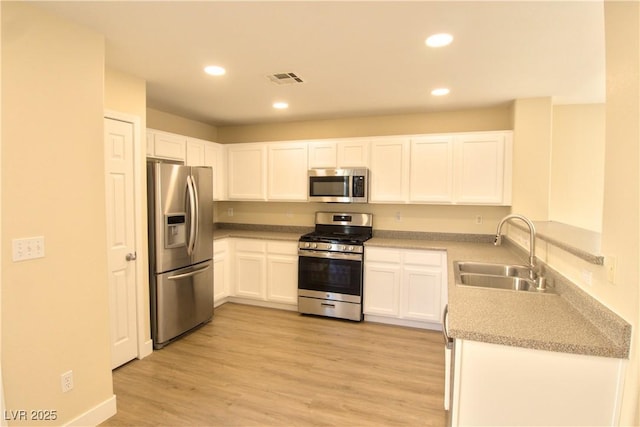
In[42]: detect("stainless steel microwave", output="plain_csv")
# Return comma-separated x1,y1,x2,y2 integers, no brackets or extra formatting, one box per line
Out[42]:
308,168,368,203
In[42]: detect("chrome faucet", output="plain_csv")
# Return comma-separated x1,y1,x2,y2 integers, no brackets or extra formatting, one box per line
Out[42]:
494,214,546,289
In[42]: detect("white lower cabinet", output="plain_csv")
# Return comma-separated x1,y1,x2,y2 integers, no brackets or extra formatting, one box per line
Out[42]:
450,339,626,426
233,239,267,299
266,241,298,304
228,238,298,309
364,246,447,329
213,239,230,306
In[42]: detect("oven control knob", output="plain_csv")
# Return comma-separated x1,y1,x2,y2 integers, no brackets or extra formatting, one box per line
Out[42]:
311,243,317,249
348,246,354,251
303,242,310,248
340,245,346,251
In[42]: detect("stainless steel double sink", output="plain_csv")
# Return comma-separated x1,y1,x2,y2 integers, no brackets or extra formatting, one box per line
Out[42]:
454,261,555,294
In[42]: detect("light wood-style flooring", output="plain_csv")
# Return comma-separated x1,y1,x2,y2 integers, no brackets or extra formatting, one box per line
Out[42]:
101,303,447,426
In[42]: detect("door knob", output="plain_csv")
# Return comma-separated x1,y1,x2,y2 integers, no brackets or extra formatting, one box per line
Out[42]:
125,252,137,262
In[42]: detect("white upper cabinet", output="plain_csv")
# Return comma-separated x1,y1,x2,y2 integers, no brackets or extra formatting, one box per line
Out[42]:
308,141,337,168
227,143,267,200
369,137,410,203
409,135,454,202
203,141,227,201
369,131,512,205
146,129,186,161
308,139,369,169
454,132,512,205
337,139,369,168
268,142,308,201
185,137,206,166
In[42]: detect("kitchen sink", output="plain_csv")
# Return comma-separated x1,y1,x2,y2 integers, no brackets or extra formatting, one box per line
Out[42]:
457,273,536,291
455,261,534,278
453,261,555,294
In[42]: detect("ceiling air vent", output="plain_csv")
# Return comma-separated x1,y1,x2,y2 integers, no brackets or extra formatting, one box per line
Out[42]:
267,72,305,85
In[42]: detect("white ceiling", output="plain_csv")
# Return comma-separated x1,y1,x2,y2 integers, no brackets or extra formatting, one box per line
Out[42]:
33,1,605,126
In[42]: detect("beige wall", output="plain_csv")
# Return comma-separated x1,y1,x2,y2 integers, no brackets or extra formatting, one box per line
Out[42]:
147,108,218,141
550,104,605,232
216,201,510,234
217,105,512,143
510,97,553,221
600,1,639,423
1,2,113,425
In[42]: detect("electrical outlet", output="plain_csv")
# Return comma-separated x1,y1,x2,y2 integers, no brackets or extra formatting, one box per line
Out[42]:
395,212,402,222
581,269,593,286
61,370,74,393
227,208,234,217
12,236,45,261
475,215,483,225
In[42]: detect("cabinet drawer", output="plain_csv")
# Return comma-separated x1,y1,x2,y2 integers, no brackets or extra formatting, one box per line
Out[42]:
234,239,266,253
403,250,443,266
365,247,402,263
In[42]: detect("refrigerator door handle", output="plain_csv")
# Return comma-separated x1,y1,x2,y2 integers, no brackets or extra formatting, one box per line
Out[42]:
167,264,211,281
192,172,200,252
186,175,197,256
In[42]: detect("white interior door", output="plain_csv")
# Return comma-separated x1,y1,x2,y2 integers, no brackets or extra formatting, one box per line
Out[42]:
104,118,138,369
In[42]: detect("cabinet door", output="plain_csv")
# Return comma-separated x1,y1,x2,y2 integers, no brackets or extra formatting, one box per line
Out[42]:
410,136,453,202
401,266,442,322
186,138,206,166
337,139,369,168
227,143,267,200
364,262,401,316
454,133,506,204
369,137,410,202
266,241,298,304
151,131,186,161
213,239,230,303
308,141,337,168
205,142,227,201
268,142,308,201
233,239,266,299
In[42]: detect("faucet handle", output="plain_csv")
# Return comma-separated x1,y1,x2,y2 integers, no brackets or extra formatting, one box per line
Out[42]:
494,235,502,246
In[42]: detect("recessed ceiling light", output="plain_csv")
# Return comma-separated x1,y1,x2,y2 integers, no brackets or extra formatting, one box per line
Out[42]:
204,65,226,76
431,88,450,96
425,33,453,48
273,102,289,109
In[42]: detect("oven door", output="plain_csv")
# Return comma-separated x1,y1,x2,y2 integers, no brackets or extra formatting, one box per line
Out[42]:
297,250,363,301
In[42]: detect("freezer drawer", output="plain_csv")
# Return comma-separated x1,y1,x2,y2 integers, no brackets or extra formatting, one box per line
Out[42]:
151,260,213,348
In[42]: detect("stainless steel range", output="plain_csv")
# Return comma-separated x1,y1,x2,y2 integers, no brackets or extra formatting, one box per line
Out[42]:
297,212,373,321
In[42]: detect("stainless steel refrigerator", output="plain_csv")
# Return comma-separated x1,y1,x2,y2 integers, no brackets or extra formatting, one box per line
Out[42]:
147,160,213,349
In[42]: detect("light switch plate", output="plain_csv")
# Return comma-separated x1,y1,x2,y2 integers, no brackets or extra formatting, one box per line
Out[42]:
12,236,45,261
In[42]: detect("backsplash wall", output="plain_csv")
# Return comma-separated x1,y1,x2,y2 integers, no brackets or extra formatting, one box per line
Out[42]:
214,201,510,235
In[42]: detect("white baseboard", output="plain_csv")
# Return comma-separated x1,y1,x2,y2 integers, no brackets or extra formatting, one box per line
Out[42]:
64,394,116,427
364,314,442,331
227,297,298,312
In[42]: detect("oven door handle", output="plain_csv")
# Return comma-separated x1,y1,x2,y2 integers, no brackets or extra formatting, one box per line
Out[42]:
298,250,362,262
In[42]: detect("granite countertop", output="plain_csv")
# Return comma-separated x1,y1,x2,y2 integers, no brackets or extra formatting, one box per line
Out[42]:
366,236,630,359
